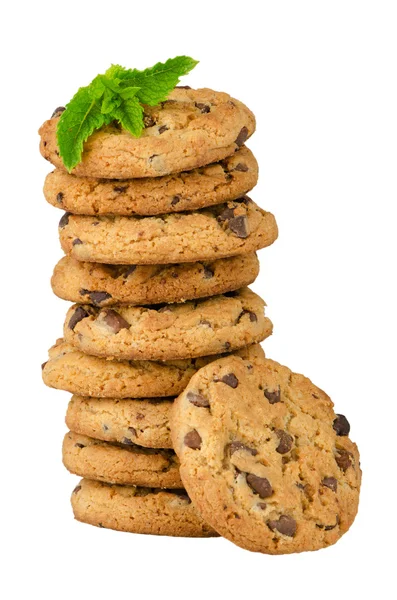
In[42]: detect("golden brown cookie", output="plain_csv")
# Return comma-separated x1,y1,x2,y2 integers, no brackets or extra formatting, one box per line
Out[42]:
171,356,361,554
51,253,260,306
71,478,217,537
63,288,272,361
63,431,182,488
44,147,258,215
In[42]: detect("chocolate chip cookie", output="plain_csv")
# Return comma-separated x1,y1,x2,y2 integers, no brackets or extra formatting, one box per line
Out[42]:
71,478,217,537
171,356,361,554
63,288,272,361
39,88,255,178
43,340,265,398
63,431,182,488
44,147,258,215
51,253,260,306
58,198,277,265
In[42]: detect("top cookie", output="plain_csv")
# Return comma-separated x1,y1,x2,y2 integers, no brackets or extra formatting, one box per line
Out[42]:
39,88,255,178
43,147,258,216
172,356,361,554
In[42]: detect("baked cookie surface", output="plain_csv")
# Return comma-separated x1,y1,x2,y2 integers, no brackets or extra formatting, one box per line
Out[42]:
58,198,277,265
63,431,182,488
44,146,258,215
63,288,272,361
171,356,361,554
43,340,265,398
71,478,217,537
39,88,255,178
51,253,260,306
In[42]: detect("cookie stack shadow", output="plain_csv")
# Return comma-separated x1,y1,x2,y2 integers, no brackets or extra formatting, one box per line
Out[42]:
40,88,278,538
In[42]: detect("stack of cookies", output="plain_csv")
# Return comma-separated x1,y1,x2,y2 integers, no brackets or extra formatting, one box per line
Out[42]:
40,87,361,553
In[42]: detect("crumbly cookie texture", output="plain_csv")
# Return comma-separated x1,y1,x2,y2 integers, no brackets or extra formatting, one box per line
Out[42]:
171,356,361,554
42,340,265,398
63,431,182,488
71,478,217,537
39,88,255,178
51,253,259,306
44,146,258,215
63,288,272,361
58,197,277,265
66,395,174,449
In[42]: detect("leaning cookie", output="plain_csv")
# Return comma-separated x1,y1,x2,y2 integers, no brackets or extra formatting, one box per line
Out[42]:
66,395,174,449
71,479,217,537
51,253,259,306
39,88,255,178
171,356,361,554
58,198,277,265
63,288,272,361
44,147,258,215
42,340,265,398
63,431,182,488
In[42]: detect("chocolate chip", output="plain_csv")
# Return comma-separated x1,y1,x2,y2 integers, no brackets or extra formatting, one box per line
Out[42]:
335,448,352,472
203,265,214,279
224,342,231,351
257,502,267,510
171,196,180,206
158,125,169,134
102,424,109,431
220,373,238,388
246,474,273,498
41,361,47,370
113,185,128,193
56,192,64,204
51,106,66,118
238,310,257,322
187,391,210,408
275,429,293,454
195,102,210,113
128,427,137,436
317,516,340,531
267,515,296,537
68,306,89,330
103,309,130,333
136,413,145,421
241,195,252,205
184,430,202,449
81,290,112,305
235,126,249,147
228,215,249,238
200,319,212,327
321,477,338,492
72,238,83,246
218,207,236,222
73,484,81,494
333,414,350,436
121,265,137,279
229,441,258,456
234,163,248,172
264,387,281,404
143,114,156,127
121,437,135,445
75,443,85,449
59,212,71,228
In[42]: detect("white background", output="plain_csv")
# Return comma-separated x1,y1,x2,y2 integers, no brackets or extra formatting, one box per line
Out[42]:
1,1,396,598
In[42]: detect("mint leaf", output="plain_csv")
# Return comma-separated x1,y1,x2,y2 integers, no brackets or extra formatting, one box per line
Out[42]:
112,96,144,138
57,86,106,172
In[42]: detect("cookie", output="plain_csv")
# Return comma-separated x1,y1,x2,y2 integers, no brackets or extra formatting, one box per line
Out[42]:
66,395,174,449
63,288,272,361
42,340,265,398
63,431,182,488
51,253,259,306
44,147,258,215
171,356,361,554
39,88,255,178
71,479,216,537
58,198,278,265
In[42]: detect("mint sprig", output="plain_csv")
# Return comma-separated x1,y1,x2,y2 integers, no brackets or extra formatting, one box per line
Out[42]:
56,56,199,171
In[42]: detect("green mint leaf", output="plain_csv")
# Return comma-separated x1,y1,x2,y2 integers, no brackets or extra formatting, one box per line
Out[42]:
112,96,144,138
57,86,106,172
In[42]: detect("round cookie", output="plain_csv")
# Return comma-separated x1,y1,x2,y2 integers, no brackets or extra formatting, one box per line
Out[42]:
44,147,258,215
71,479,217,537
58,198,278,265
63,431,182,488
51,253,260,306
39,87,255,178
42,340,265,398
66,396,174,449
171,356,361,554
63,288,272,361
